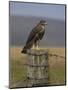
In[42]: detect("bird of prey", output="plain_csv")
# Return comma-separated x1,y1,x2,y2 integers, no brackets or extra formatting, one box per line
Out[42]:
21,20,47,54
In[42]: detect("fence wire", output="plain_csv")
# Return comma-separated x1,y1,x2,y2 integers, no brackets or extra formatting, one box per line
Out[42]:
48,53,65,59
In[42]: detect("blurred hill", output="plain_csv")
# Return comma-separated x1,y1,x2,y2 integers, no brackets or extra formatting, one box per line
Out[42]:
9,15,65,47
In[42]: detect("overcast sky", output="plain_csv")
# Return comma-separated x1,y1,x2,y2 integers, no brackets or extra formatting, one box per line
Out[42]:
10,2,65,20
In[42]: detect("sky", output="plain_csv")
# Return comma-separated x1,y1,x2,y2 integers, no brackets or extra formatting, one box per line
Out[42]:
10,1,65,20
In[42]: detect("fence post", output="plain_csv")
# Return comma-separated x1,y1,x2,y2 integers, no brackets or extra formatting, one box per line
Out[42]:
26,49,49,86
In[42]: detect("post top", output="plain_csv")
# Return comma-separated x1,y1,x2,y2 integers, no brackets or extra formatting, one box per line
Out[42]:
27,49,49,56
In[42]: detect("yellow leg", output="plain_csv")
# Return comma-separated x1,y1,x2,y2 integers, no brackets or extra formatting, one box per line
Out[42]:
36,40,40,50
36,44,39,50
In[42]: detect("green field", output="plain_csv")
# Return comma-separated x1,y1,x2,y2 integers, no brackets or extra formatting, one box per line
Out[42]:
9,47,65,88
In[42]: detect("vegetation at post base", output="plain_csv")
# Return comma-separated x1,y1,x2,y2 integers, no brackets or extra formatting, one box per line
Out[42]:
9,47,65,87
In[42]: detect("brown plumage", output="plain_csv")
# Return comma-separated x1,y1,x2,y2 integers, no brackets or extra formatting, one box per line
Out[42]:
21,20,47,54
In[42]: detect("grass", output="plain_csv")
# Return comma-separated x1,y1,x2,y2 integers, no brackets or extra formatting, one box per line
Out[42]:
9,47,27,86
9,46,65,87
49,64,65,85
10,60,26,83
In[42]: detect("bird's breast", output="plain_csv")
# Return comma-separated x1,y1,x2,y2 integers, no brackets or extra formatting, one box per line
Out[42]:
38,29,45,40
41,25,45,29
39,26,45,33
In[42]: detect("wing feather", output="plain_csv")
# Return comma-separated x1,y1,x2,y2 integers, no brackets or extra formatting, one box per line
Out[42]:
26,28,37,44
26,24,43,44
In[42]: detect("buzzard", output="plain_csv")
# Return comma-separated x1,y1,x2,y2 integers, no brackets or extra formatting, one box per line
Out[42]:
21,20,47,54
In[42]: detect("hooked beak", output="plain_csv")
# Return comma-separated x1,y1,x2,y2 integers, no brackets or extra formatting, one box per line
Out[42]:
45,22,47,25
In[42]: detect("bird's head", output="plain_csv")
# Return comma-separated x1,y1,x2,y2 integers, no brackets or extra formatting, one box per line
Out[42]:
40,20,47,26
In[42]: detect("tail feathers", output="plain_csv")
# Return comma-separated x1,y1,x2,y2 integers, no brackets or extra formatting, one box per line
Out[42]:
21,47,27,54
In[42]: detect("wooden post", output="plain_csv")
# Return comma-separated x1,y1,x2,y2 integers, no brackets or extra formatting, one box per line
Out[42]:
27,49,49,86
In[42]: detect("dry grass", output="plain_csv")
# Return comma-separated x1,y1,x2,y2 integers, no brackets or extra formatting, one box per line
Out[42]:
9,46,66,87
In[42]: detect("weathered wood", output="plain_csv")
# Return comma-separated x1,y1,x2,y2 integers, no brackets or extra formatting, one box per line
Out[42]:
27,49,49,86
